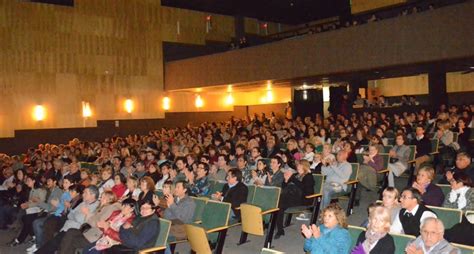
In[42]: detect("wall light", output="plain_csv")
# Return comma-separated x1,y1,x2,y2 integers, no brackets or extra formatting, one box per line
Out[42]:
195,95,204,108
33,105,46,121
124,99,134,113
225,93,234,105
162,97,170,110
82,101,92,118
302,90,308,100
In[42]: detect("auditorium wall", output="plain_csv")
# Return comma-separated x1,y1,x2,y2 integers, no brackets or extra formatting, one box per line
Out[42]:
0,0,164,138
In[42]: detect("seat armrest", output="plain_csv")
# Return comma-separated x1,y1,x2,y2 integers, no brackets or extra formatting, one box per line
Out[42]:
261,208,280,215
305,193,322,199
206,225,230,233
139,246,166,254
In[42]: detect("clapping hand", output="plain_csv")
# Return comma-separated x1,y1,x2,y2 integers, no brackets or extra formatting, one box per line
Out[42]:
301,224,312,239
406,244,423,254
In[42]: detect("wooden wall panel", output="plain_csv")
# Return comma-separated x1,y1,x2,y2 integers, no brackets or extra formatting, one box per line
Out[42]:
0,0,164,138
351,0,406,14
368,75,429,97
446,72,474,93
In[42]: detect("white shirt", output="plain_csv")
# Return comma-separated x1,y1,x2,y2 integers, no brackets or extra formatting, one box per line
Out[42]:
390,204,437,234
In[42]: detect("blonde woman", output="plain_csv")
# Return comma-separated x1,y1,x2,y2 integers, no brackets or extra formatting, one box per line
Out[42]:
352,206,395,254
301,203,351,254
381,187,401,224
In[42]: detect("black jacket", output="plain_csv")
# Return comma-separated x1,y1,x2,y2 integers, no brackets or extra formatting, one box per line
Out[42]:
355,231,395,254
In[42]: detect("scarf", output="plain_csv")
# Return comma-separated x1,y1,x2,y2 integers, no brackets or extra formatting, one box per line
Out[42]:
362,229,387,253
448,186,469,210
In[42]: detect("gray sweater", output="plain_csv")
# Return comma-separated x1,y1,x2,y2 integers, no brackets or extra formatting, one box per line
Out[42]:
164,195,196,223
390,144,411,168
61,199,100,232
37,187,63,212
322,161,352,191
409,236,460,254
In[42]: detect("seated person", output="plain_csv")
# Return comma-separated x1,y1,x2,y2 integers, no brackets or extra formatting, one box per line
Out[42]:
321,151,352,209
356,145,384,203
188,162,210,196
390,187,437,236
212,169,248,220
387,134,411,187
301,203,351,254
265,156,285,187
111,173,127,199
381,187,401,224
412,167,444,206
35,186,101,254
106,199,160,253
411,126,432,173
352,206,395,254
405,218,460,254
250,159,268,186
82,198,136,253
440,152,474,184
54,191,121,254
443,172,473,211
161,180,196,241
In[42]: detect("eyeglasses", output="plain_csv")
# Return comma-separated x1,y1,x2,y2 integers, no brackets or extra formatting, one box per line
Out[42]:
421,230,442,236
400,195,414,200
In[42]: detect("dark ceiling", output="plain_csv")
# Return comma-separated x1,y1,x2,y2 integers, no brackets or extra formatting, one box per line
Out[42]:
29,0,351,25
161,0,351,25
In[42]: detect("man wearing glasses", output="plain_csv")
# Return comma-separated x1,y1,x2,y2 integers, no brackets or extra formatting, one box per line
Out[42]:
390,187,437,236
405,217,460,254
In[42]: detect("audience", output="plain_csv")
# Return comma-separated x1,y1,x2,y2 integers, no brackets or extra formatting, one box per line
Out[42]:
0,103,473,252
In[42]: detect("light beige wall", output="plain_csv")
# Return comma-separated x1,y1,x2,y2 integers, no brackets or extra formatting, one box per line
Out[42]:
368,74,429,98
164,87,292,112
446,72,474,93
0,0,164,137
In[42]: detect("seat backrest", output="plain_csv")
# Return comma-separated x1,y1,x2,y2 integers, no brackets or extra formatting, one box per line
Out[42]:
185,224,212,254
452,242,474,254
201,200,231,229
312,174,324,195
261,248,285,254
190,196,208,222
387,138,395,146
348,225,366,250
435,184,451,198
80,162,98,173
384,145,393,153
251,186,281,212
240,203,265,236
247,184,257,203
427,205,462,229
154,218,171,249
408,145,417,161
452,132,459,143
391,233,416,254
380,153,389,170
430,139,439,153
349,163,359,182
207,180,226,197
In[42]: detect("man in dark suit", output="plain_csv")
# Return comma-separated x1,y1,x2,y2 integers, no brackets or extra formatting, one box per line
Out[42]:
212,169,248,220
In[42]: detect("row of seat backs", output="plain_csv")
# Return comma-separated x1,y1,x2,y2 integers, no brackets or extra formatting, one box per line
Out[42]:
348,225,473,254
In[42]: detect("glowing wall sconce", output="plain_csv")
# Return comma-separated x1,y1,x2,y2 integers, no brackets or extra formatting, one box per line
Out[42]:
82,101,92,118
33,105,46,121
265,83,273,102
124,99,134,113
195,95,204,108
162,97,170,110
225,93,234,105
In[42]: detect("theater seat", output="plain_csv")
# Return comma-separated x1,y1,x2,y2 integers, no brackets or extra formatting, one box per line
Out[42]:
390,232,416,254
348,225,366,250
452,242,474,254
185,200,231,253
426,205,462,230
284,174,324,226
139,218,172,254
239,186,281,248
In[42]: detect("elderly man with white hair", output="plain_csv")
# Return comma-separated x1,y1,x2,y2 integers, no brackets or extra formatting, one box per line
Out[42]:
405,217,460,254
